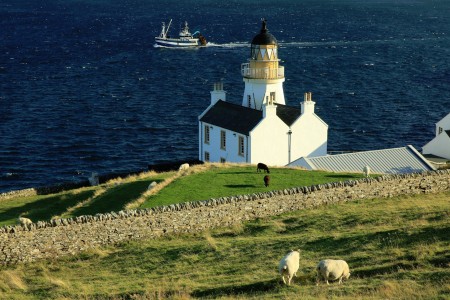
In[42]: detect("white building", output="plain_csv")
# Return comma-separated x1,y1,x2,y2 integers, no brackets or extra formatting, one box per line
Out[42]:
422,112,450,160
198,20,328,166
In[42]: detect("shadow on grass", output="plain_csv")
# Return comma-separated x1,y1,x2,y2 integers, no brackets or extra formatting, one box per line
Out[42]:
356,261,418,278
0,190,96,224
325,174,361,179
192,279,280,298
224,184,257,188
217,171,256,175
304,226,450,257
71,179,164,216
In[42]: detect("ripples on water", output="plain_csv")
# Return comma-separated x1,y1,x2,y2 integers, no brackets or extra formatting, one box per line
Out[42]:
1,0,449,192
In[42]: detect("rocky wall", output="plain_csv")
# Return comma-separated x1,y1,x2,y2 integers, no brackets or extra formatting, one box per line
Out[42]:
1,170,449,265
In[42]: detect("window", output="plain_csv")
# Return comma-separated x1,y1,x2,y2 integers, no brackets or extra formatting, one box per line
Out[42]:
220,157,226,163
238,136,245,157
220,130,226,150
438,127,443,134
204,125,210,144
204,151,210,162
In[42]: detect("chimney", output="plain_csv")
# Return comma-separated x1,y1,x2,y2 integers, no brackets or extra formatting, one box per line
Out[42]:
301,92,315,115
210,82,226,105
263,95,277,118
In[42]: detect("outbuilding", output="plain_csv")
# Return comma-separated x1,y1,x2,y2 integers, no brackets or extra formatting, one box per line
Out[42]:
422,112,450,160
288,145,435,174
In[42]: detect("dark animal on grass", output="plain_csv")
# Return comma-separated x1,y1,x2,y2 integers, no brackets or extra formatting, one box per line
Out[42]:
257,162,270,173
264,175,270,187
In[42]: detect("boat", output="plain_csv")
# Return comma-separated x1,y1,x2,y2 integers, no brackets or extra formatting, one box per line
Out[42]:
155,19,207,47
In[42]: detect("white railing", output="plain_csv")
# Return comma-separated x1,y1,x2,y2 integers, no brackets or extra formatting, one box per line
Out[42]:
241,63,284,79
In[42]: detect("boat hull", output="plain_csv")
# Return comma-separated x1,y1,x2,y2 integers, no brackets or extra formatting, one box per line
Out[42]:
155,37,202,47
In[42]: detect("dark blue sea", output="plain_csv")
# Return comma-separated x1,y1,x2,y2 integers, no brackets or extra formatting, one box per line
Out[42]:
1,0,449,193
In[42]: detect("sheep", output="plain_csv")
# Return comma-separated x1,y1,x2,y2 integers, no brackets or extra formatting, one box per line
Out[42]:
278,250,300,285
264,175,270,187
257,162,270,173
363,165,371,178
88,172,99,186
148,181,157,190
179,163,190,171
316,259,351,285
18,217,32,227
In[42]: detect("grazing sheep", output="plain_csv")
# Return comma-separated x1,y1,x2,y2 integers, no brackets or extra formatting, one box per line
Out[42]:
363,165,371,178
257,162,270,173
148,181,157,190
316,259,351,285
179,163,190,171
88,172,99,186
278,250,300,285
264,175,270,187
18,217,32,227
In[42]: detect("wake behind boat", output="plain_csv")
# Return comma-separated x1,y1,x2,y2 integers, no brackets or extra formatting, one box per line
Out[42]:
155,19,207,48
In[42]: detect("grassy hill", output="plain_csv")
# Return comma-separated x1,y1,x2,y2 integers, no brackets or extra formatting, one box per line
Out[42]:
0,164,449,299
0,164,362,226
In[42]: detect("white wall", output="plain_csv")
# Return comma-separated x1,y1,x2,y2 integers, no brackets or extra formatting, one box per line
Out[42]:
242,79,285,110
290,113,328,161
249,109,290,166
199,121,248,163
436,112,450,137
423,133,450,160
422,112,450,160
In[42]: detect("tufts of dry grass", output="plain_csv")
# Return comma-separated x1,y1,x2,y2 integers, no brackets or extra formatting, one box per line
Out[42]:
0,270,28,292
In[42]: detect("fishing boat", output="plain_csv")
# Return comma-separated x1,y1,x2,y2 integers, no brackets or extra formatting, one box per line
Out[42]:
155,19,207,47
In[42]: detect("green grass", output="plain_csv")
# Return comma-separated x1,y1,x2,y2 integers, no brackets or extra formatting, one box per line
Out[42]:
0,164,448,299
0,189,97,226
0,171,175,226
0,191,448,299
0,164,362,225
141,164,362,208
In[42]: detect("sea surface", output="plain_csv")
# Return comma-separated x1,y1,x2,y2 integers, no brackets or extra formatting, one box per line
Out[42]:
1,0,449,193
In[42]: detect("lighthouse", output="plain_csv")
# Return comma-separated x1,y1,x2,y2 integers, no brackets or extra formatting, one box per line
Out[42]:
241,19,285,110
198,20,328,166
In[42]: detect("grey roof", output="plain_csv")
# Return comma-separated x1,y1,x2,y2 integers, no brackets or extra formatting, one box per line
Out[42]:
276,105,301,126
200,101,262,135
288,145,435,174
200,100,302,134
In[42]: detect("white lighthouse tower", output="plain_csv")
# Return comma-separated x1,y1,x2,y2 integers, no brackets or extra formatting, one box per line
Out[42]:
241,19,285,110
198,20,328,166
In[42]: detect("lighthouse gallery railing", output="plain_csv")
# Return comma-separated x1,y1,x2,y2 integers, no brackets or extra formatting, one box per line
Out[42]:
241,63,284,79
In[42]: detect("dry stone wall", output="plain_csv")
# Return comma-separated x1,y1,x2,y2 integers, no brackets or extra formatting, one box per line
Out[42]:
1,170,449,265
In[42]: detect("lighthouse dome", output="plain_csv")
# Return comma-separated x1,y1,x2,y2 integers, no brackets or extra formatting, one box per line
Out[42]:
251,19,277,45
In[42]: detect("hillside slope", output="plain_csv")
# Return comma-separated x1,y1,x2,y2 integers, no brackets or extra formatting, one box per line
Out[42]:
0,190,448,299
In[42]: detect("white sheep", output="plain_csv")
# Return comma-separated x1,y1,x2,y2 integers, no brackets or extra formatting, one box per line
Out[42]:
363,165,371,178
18,217,32,227
147,181,157,190
278,250,300,285
88,172,99,186
316,259,351,285
178,163,190,171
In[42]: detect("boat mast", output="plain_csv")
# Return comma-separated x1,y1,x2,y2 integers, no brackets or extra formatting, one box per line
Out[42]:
165,19,172,37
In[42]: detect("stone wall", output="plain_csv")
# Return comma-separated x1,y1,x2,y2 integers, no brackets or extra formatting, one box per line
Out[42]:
1,170,449,265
